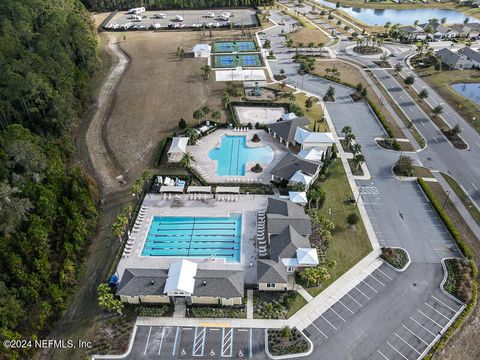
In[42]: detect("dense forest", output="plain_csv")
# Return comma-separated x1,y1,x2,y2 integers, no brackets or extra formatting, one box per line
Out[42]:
0,0,99,358
81,0,274,11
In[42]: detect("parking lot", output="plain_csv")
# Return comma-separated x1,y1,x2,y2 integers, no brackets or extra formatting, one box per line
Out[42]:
105,9,259,30
101,325,267,359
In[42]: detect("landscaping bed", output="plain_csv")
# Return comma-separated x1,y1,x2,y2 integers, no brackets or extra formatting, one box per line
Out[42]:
444,258,476,304
135,304,173,317
441,129,468,150
267,327,310,357
381,247,409,270
348,158,364,176
353,45,382,55
253,291,302,319
188,305,246,319
376,138,401,151
441,172,480,226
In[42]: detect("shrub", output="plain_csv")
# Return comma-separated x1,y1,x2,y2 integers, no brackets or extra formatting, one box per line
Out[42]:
252,133,261,142
178,118,187,129
346,213,359,225
251,163,263,173
367,99,395,138
381,247,409,269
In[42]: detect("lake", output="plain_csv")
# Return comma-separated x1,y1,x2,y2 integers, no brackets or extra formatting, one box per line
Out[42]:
451,83,480,105
313,0,469,26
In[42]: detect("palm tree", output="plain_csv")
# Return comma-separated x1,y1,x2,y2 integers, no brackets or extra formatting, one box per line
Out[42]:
180,152,196,168
201,65,212,80
345,132,356,148
432,105,443,117
352,143,362,156
450,123,462,136
341,126,352,135
211,110,221,122
419,88,429,100
394,63,403,75
325,86,335,101
222,92,230,109
353,153,365,172
184,128,199,145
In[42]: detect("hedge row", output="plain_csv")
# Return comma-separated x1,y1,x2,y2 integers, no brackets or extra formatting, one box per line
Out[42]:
367,98,396,139
417,178,473,259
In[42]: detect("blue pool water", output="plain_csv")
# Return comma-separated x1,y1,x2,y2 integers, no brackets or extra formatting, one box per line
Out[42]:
451,83,480,105
142,215,241,262
208,135,274,176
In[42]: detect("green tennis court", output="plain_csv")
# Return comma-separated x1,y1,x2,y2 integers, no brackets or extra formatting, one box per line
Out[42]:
213,54,262,68
213,41,257,53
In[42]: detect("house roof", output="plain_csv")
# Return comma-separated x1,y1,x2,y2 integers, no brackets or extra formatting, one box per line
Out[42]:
257,259,288,283
186,186,212,193
289,191,308,205
297,147,325,162
290,170,314,186
164,260,197,295
460,47,480,63
193,44,211,52
294,128,334,144
296,248,319,266
168,137,188,154
215,186,240,194
193,270,244,298
281,112,298,121
270,153,320,181
116,268,169,296
267,197,312,235
267,117,310,143
436,48,468,67
270,225,311,261
400,25,424,34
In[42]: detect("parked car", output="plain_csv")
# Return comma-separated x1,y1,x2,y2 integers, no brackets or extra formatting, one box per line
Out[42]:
152,13,166,19
206,12,215,18
175,15,184,22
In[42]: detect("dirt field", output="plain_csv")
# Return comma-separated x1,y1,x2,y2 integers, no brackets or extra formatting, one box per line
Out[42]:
105,31,233,182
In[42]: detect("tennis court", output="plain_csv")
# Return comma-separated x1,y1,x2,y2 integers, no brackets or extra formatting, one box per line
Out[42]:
213,41,257,52
213,54,262,68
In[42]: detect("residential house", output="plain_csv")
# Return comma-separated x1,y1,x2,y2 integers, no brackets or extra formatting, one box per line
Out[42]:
117,259,244,306
400,25,427,41
459,47,480,68
449,24,480,38
266,117,310,148
420,23,458,40
435,48,473,69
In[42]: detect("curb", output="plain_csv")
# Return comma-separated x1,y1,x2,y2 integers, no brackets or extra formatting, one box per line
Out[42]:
373,137,417,154
439,257,467,305
92,324,137,359
264,328,314,359
380,246,411,273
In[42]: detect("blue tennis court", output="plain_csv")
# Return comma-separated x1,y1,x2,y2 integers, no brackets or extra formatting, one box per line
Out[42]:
213,54,262,68
213,41,257,52
142,215,241,262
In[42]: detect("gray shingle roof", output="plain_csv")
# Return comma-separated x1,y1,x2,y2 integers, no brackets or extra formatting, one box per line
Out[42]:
117,268,244,298
436,48,468,67
117,268,168,296
270,225,311,261
267,198,312,235
257,259,288,283
194,270,244,298
460,47,480,63
267,117,310,143
270,153,320,181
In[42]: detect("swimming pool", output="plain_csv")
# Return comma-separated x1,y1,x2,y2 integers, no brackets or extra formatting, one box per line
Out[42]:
213,54,262,68
142,215,241,263
213,41,257,53
208,135,274,176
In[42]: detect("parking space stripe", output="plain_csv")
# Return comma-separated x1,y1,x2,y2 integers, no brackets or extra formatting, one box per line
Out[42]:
417,310,444,329
369,273,386,287
395,333,421,355
409,317,436,337
193,327,206,356
354,286,371,300
431,295,457,313
173,327,180,355
249,328,252,357
425,303,450,320
337,298,355,314
329,307,346,322
376,268,393,280
402,325,429,346
221,327,233,357
321,314,338,330
386,341,409,360
346,292,363,307
377,350,390,360
311,322,328,339
158,327,166,355
361,280,378,294
143,326,152,356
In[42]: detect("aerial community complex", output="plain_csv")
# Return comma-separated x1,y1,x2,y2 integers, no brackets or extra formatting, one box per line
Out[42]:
2,0,480,360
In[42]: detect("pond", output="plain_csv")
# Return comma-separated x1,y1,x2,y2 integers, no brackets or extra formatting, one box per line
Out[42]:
312,0,469,26
451,83,480,105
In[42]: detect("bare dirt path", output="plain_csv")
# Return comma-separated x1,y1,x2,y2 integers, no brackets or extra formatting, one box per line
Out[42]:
85,35,130,194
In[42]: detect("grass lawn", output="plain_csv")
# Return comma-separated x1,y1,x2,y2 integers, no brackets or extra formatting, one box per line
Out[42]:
412,166,433,178
416,68,480,134
313,60,414,150
289,21,330,47
441,173,480,226
306,160,373,296
286,294,308,318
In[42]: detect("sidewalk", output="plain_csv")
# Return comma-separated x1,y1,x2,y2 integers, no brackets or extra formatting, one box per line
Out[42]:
247,289,254,319
434,172,480,239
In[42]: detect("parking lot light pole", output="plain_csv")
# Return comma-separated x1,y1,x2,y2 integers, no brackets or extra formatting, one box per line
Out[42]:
356,185,364,204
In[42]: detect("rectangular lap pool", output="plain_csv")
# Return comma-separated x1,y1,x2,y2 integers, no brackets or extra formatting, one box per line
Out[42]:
142,215,241,263
213,41,257,53
213,54,262,68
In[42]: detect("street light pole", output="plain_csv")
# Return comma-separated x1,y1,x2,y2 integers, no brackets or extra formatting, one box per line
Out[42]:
356,185,364,204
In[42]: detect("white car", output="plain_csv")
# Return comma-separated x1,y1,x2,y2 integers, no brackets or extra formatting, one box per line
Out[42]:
152,13,166,19
206,12,215,18
175,15,184,22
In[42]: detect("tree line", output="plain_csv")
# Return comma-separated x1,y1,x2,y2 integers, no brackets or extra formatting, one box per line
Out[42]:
81,0,273,10
0,0,99,358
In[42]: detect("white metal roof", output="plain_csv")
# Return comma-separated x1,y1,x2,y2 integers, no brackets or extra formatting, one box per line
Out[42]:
193,43,211,52
164,259,198,295
289,191,308,205
168,137,189,154
290,170,313,186
296,248,319,266
297,147,325,162
187,186,212,193
159,186,184,193
215,186,240,194
281,112,298,121
294,128,335,144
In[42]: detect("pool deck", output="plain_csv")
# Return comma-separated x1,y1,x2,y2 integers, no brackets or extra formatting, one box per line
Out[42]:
116,194,269,285
188,128,287,184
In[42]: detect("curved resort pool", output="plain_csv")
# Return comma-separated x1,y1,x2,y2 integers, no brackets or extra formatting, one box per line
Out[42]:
208,135,274,176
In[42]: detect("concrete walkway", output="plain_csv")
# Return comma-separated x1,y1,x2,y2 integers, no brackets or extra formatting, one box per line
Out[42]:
295,285,313,302
247,289,254,319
